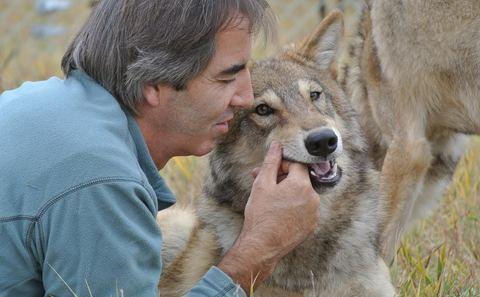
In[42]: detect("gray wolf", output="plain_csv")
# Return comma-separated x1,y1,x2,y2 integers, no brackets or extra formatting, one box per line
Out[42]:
157,11,394,297
343,0,479,261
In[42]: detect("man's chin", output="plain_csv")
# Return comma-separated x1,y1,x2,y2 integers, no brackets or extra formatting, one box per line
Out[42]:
191,141,216,157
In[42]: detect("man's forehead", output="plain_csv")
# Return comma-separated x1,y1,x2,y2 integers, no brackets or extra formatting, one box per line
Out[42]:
207,16,252,76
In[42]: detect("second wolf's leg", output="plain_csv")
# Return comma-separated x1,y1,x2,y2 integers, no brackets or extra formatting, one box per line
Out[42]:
407,133,469,229
381,125,433,263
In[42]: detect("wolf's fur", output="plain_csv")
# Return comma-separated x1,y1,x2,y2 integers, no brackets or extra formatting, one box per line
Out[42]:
343,0,479,261
157,12,394,297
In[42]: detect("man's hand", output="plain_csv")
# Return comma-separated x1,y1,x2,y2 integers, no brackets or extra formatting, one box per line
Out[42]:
217,141,320,292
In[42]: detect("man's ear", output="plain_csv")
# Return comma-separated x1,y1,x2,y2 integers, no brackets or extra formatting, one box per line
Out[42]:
295,10,344,71
143,84,172,107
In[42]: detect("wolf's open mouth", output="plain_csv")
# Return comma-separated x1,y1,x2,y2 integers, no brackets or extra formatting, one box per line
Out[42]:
308,159,342,188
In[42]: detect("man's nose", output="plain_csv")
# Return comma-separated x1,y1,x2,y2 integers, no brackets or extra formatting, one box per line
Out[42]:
230,69,254,108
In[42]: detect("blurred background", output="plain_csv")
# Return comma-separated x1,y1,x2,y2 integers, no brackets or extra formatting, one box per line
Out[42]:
0,0,363,90
1,1,478,295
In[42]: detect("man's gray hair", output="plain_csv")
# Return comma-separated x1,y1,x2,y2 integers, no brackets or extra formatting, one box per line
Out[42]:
61,0,276,114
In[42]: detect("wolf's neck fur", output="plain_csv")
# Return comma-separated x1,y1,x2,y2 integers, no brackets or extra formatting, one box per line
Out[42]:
202,148,254,214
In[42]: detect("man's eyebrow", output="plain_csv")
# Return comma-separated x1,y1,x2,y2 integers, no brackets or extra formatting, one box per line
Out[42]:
217,63,246,76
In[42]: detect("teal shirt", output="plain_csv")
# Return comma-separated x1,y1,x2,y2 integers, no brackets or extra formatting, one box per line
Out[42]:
0,71,245,297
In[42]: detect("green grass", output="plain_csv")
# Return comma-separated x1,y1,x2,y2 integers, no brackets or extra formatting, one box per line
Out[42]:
2,1,479,296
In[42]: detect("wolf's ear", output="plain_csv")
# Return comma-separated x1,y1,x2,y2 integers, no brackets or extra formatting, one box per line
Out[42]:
296,10,344,71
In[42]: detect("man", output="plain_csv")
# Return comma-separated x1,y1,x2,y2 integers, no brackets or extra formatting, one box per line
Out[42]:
0,1,320,296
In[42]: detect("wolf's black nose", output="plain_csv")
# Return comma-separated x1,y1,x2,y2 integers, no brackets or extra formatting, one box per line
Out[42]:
305,129,338,157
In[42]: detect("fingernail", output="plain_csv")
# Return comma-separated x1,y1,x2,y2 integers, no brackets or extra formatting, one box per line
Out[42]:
268,141,279,151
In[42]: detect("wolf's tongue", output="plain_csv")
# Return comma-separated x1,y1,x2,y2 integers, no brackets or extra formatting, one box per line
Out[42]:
312,161,331,176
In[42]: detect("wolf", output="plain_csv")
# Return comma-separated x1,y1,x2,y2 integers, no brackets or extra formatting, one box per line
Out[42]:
157,11,395,297
343,0,479,262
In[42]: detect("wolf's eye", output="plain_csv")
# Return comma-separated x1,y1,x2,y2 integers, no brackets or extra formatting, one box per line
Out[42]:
310,91,322,101
255,104,274,116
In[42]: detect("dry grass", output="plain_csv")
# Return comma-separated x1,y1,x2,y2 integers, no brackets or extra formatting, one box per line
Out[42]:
390,138,480,296
2,1,479,296
0,1,91,91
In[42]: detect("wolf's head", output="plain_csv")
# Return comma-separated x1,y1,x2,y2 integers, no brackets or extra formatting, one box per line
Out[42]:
205,11,367,212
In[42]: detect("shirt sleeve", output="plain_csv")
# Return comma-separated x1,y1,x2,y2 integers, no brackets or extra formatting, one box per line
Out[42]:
186,266,246,297
38,179,163,297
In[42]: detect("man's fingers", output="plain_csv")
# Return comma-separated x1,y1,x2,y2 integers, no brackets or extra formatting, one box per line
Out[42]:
257,141,282,183
277,173,288,183
284,162,310,180
254,143,310,184
279,160,290,176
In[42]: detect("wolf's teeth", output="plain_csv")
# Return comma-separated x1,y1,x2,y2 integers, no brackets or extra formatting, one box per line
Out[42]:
320,163,338,180
330,164,338,177
310,170,318,177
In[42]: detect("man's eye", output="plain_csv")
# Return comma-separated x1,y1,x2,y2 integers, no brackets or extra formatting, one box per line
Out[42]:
219,78,236,84
310,91,322,101
255,104,274,116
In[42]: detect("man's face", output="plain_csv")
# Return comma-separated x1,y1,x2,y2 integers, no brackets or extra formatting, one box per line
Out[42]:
161,16,254,156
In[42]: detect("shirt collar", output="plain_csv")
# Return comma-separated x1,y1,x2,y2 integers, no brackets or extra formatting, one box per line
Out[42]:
125,106,176,209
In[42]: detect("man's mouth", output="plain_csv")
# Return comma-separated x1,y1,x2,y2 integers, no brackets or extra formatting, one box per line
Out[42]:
214,114,234,133
214,121,229,133
215,113,234,132
216,121,229,127
307,159,342,188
